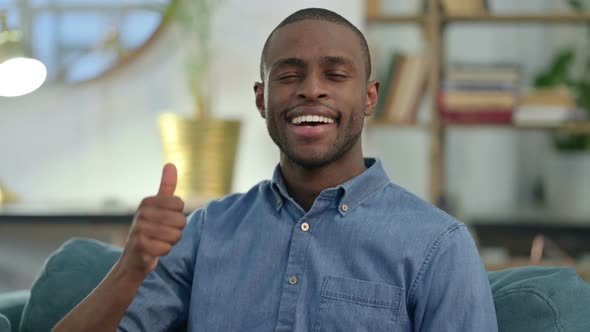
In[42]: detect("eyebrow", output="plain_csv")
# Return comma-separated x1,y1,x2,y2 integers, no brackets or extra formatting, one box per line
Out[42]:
270,56,355,72
271,57,307,71
319,56,354,68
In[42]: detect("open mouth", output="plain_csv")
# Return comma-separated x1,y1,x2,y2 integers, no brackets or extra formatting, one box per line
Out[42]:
290,115,335,126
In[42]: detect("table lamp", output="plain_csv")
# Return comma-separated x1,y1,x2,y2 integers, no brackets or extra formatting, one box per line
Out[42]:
0,12,47,97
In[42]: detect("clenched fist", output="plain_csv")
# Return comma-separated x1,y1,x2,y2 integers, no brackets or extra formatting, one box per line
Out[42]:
121,163,186,278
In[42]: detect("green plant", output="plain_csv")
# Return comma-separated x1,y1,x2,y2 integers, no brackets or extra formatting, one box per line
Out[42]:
533,0,590,151
166,0,223,118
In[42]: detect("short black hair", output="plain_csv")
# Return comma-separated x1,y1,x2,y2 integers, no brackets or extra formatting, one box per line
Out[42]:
260,8,371,82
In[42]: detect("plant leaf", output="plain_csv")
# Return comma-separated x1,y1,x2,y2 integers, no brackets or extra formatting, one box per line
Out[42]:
534,48,576,87
567,0,585,12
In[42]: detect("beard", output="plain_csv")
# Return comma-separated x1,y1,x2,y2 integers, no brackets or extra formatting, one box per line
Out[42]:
267,106,365,169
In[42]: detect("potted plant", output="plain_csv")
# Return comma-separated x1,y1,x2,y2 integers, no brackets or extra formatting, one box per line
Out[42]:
533,0,590,219
158,0,241,204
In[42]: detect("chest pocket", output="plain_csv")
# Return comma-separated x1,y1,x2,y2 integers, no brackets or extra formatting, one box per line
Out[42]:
314,276,404,332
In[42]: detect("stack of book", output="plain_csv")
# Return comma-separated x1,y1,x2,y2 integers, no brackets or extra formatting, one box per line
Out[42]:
441,0,488,15
374,52,430,124
438,63,520,124
514,88,587,127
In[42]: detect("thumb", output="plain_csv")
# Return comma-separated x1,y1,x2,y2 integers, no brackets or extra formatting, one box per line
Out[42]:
157,163,177,196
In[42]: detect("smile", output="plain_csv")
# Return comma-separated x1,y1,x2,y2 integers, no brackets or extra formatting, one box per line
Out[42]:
290,115,335,125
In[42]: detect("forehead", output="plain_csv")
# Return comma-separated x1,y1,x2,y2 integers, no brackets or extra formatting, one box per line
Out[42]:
265,20,363,70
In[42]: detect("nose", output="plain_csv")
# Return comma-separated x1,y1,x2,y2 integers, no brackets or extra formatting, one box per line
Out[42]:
296,74,328,100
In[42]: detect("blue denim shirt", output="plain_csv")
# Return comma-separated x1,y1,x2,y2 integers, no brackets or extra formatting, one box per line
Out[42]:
119,158,497,331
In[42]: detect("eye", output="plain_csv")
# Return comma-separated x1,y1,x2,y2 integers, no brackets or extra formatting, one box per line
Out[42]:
326,72,349,80
276,72,301,83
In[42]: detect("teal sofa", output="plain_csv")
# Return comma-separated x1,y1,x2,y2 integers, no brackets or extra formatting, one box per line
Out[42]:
1,238,590,332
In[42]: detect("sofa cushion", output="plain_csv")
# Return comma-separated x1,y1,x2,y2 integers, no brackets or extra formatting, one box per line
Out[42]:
0,290,29,332
19,238,122,332
489,266,590,332
0,313,10,332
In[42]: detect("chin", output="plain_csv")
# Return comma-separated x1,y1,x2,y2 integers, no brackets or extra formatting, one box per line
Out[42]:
286,151,339,170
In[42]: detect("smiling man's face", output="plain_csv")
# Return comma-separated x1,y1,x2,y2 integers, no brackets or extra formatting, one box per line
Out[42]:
255,20,376,169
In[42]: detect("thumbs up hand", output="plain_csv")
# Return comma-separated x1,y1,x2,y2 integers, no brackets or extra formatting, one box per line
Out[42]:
120,163,187,278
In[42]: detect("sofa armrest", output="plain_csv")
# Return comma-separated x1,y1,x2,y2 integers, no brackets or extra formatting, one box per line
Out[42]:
0,290,30,332
489,266,590,332
0,314,10,332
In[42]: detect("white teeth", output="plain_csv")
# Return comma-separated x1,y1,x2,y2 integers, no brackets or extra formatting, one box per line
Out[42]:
291,115,335,125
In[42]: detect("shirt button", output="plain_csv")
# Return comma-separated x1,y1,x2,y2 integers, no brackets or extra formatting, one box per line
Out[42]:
340,204,349,212
301,222,310,232
288,275,298,285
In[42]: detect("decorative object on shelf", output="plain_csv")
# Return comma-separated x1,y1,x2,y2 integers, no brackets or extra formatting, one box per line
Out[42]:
534,0,590,220
533,1,590,150
0,12,46,97
158,0,241,202
0,181,18,205
158,114,240,202
534,47,590,150
544,150,590,220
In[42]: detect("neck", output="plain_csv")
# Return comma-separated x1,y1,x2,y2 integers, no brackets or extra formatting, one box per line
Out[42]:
280,154,367,211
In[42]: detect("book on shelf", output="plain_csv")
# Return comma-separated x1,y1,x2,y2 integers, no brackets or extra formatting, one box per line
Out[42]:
440,109,512,124
441,0,489,15
519,87,576,108
441,90,517,110
439,62,520,124
375,52,403,120
374,52,429,124
445,62,520,84
514,88,587,127
513,107,587,127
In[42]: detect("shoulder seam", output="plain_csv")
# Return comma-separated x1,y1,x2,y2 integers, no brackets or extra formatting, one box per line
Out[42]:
408,223,464,301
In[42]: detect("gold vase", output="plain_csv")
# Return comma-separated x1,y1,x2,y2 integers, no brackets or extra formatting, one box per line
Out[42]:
158,113,241,203
0,181,18,205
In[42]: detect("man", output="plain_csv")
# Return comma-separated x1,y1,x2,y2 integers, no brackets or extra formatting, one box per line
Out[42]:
54,8,498,331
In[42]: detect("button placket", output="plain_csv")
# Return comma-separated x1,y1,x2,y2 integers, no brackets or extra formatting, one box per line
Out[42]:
274,214,313,330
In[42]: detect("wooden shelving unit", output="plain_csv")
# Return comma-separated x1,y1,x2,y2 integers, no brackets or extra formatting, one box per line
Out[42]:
365,2,590,206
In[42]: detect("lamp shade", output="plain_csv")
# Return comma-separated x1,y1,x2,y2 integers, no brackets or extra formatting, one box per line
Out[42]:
0,19,47,97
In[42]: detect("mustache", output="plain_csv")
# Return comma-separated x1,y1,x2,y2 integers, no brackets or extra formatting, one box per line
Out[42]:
284,102,337,113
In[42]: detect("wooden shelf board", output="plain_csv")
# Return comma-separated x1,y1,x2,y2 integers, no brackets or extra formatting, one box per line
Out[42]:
366,121,428,129
367,13,590,24
554,122,590,134
443,122,590,133
444,13,590,23
366,15,424,24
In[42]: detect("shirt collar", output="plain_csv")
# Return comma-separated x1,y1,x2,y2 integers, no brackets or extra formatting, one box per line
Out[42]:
270,158,390,214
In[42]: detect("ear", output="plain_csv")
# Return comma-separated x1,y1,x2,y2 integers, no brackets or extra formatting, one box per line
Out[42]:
254,82,266,119
364,80,379,117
